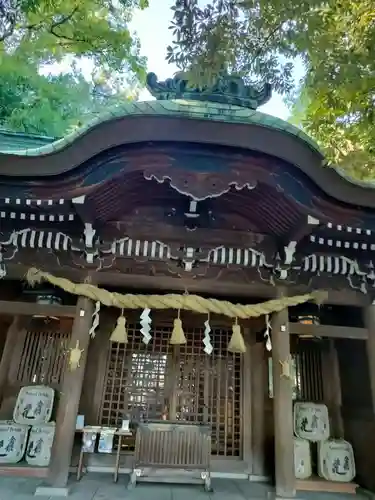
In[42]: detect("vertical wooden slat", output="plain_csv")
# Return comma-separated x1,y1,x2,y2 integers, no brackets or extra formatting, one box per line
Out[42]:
0,317,27,403
323,339,344,437
296,352,302,399
310,348,315,400
18,329,33,381
203,355,210,423
8,327,28,385
223,351,229,456
242,327,252,469
168,346,179,420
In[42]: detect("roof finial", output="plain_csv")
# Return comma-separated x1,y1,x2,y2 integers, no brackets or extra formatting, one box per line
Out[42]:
146,71,271,110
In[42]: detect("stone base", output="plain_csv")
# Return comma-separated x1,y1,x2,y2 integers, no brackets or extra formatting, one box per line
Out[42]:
248,474,270,482
35,486,70,497
267,492,298,500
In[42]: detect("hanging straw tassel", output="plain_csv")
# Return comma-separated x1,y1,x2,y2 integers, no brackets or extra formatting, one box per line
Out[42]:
170,309,187,345
228,318,246,353
110,310,128,344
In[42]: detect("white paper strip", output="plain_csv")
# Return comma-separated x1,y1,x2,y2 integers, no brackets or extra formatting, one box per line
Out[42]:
203,319,213,355
140,308,152,345
264,314,272,351
89,301,101,338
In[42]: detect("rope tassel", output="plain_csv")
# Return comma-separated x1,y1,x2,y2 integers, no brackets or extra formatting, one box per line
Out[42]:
170,309,187,345
228,318,246,353
110,311,128,344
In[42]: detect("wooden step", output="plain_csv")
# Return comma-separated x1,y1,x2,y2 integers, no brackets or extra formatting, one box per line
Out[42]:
297,477,358,494
0,463,48,478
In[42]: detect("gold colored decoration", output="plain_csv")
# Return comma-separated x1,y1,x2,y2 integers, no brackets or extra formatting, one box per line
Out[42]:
170,309,187,345
228,318,246,353
69,341,84,371
110,311,128,343
25,268,328,320
279,356,292,380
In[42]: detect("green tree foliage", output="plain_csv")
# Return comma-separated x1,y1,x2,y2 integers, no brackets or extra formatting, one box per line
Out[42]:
169,0,375,179
0,54,134,137
0,0,148,80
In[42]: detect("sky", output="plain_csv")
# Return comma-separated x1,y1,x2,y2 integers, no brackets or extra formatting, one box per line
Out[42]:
130,0,291,120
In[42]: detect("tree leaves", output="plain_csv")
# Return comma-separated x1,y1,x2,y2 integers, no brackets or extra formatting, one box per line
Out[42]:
170,0,375,179
0,0,148,81
0,54,135,137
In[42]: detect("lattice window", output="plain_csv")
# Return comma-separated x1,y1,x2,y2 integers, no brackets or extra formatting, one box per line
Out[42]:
268,340,324,402
99,316,242,457
17,323,70,388
294,342,324,401
100,323,170,428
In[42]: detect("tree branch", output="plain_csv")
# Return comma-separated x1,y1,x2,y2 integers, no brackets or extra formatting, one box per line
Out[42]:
50,7,79,30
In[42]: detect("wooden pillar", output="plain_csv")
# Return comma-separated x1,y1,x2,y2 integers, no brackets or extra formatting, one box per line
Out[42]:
271,299,295,499
364,304,375,413
37,295,94,496
322,339,344,437
251,339,266,477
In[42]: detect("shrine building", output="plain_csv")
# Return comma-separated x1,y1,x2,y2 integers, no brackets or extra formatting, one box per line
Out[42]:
0,73,373,497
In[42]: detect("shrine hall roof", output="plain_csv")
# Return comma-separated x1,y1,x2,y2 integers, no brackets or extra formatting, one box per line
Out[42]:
0,98,375,210
0,129,56,151
0,99,319,157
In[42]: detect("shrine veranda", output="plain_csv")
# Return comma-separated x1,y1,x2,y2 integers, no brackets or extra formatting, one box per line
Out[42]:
0,73,373,497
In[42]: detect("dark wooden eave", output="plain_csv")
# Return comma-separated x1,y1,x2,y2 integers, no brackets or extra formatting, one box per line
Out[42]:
0,115,375,210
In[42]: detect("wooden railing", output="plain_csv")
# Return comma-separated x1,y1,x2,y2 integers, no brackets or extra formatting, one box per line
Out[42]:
129,420,212,491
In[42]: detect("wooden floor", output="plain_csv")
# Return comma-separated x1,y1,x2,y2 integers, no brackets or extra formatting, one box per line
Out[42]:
297,477,358,494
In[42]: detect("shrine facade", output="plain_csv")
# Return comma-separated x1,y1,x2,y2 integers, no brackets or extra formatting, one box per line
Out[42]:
0,73,373,497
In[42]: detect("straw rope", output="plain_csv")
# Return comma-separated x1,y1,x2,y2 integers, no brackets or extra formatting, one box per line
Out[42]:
25,267,328,319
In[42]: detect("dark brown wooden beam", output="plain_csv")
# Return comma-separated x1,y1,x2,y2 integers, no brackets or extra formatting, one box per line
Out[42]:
0,300,76,318
289,322,368,340
111,221,269,248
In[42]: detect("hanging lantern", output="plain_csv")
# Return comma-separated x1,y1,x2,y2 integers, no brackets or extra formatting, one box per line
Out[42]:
292,302,321,339
22,287,63,322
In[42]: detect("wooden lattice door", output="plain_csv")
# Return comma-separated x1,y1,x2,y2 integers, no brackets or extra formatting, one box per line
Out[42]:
99,314,243,457
15,320,71,390
0,319,71,417
175,325,242,457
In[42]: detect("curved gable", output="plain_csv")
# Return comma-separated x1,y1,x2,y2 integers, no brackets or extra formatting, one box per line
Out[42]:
0,99,373,209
